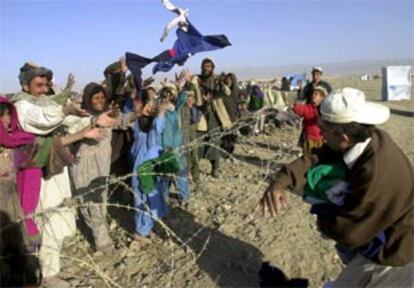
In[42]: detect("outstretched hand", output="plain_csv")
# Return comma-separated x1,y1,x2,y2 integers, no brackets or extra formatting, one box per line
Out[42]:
83,127,106,141
108,102,121,118
177,69,192,85
96,110,119,128
142,77,155,88
62,102,88,117
256,183,288,217
65,73,75,92
120,56,128,73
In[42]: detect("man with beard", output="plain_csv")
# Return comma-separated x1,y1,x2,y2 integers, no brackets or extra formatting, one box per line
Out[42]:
12,65,116,288
196,58,231,178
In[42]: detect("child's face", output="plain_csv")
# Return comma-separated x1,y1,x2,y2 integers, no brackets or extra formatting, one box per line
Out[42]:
225,75,233,88
142,101,156,116
134,99,143,116
91,91,107,112
187,95,195,107
147,89,157,100
162,90,175,103
0,109,11,130
312,91,324,106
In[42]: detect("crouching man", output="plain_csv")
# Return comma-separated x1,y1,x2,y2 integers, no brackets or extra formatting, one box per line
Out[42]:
258,88,413,287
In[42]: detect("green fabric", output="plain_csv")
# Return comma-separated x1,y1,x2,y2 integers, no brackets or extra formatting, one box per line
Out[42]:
185,82,196,91
11,91,69,105
303,162,348,202
249,96,264,111
49,91,71,105
104,61,121,76
11,91,37,103
136,152,181,194
32,137,53,167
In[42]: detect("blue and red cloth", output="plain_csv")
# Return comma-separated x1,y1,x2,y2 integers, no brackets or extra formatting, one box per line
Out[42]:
126,22,231,93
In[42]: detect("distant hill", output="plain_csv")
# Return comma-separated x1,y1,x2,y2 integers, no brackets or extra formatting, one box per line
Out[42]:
224,58,414,80
2,58,412,94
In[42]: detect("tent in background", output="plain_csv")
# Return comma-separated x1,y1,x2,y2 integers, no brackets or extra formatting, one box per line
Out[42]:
381,66,412,101
286,73,307,90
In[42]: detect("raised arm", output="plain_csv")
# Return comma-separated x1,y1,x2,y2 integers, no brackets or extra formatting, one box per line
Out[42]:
114,112,137,130
190,76,203,106
63,110,119,134
59,127,106,146
175,91,188,111
293,103,318,119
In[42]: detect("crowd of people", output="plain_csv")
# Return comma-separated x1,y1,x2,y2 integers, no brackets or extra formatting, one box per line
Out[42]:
0,57,294,287
1,57,413,288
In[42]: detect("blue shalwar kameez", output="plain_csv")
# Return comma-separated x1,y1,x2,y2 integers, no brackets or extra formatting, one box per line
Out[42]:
130,116,168,236
160,92,190,201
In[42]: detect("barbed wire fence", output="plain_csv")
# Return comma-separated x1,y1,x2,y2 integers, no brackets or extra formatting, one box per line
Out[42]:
1,109,302,287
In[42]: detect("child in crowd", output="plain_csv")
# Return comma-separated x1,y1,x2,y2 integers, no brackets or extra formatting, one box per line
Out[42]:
0,97,41,286
130,98,169,239
159,83,189,201
143,86,158,103
70,83,135,254
248,85,265,135
220,73,239,156
0,97,36,241
0,96,102,286
238,91,249,118
182,90,203,183
293,86,327,155
237,95,251,136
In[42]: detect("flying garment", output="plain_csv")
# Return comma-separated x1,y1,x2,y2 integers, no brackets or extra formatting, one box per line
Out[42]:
126,21,231,91
160,0,189,42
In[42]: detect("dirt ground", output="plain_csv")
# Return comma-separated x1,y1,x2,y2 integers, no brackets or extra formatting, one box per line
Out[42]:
55,77,413,288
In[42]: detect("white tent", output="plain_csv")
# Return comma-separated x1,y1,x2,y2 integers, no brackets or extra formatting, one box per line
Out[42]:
360,74,370,81
381,66,412,101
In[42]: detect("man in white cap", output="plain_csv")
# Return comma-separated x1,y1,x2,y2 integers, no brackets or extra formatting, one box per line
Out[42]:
303,66,332,104
258,88,413,287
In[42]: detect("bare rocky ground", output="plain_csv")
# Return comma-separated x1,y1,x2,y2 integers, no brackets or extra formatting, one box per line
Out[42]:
54,78,413,288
